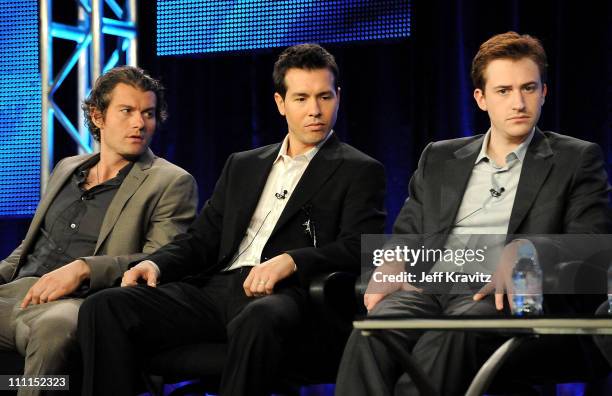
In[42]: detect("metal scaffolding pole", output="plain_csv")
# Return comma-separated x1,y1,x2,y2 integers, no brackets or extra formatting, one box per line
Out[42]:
39,0,138,192
39,0,53,192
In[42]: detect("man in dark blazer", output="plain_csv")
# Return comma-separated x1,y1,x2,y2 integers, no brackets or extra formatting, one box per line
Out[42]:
77,44,386,396
336,32,610,395
0,66,197,396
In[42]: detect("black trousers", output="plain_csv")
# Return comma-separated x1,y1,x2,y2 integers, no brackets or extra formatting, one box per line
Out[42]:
335,292,504,396
77,268,306,396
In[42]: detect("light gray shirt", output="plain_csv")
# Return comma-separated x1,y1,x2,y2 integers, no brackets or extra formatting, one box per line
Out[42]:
431,128,534,274
451,128,534,236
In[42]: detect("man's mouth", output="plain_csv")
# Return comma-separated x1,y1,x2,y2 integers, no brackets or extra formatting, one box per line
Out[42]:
507,115,530,121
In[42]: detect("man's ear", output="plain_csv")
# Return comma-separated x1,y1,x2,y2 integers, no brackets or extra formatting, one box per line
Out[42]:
274,92,286,116
473,88,487,111
541,83,547,105
91,108,104,129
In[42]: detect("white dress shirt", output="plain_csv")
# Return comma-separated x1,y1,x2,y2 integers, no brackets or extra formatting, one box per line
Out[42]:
143,131,334,279
225,131,332,270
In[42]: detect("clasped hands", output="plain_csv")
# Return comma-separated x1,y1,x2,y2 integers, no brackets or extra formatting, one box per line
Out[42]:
121,253,297,298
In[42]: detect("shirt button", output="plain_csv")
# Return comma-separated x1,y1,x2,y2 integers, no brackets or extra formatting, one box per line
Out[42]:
57,247,63,253
70,223,76,229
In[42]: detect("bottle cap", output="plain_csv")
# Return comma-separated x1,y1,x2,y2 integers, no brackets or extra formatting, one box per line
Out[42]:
517,241,535,259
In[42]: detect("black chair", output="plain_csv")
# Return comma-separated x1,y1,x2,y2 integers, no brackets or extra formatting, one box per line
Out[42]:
143,271,359,396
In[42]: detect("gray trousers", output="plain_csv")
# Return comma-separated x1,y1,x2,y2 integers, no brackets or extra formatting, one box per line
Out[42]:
335,291,504,396
0,277,81,396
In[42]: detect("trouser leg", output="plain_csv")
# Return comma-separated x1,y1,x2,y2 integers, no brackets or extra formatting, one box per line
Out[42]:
335,291,439,396
77,280,228,396
0,278,37,352
15,298,81,396
220,280,306,396
396,294,502,396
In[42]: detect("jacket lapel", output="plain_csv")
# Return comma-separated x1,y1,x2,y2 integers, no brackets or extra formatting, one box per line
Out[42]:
229,144,279,250
439,137,482,231
22,155,96,257
270,135,343,237
94,149,155,253
507,129,553,234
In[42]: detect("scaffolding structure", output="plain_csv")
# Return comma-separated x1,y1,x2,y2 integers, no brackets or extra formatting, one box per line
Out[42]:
39,0,138,191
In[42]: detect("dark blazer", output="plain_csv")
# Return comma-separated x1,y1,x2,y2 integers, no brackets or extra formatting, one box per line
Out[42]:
147,134,387,287
394,128,610,238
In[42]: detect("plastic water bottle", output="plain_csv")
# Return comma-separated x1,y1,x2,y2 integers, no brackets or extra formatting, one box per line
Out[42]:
607,263,612,314
511,242,543,316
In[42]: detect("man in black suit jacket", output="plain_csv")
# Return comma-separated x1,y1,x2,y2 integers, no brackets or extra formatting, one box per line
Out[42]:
77,44,386,396
336,32,610,395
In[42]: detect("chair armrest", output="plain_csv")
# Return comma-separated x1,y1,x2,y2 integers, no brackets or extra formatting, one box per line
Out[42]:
545,260,607,314
549,260,606,294
307,271,358,321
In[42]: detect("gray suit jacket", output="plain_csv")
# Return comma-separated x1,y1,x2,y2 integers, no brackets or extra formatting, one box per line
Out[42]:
0,149,198,291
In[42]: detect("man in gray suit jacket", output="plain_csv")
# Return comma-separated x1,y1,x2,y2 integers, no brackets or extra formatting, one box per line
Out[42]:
336,32,610,395
0,66,197,396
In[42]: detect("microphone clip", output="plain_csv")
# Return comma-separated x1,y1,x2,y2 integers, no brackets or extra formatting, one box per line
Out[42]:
489,187,505,198
275,189,288,200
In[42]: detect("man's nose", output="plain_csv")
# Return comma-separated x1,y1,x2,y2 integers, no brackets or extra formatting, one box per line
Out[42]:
308,98,322,117
132,112,145,129
511,91,526,111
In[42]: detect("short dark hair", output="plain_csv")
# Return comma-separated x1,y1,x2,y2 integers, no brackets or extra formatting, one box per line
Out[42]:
273,43,339,98
471,31,548,91
82,66,167,141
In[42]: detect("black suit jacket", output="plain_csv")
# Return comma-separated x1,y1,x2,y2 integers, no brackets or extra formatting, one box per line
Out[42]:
148,134,386,287
394,128,610,238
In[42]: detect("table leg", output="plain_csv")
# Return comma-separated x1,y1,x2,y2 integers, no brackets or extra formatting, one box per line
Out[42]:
466,336,530,396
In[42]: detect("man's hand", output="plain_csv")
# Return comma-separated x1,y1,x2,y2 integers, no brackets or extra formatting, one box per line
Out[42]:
364,262,421,312
21,259,90,308
473,240,523,310
121,261,159,287
364,281,421,312
243,253,296,297
364,292,388,312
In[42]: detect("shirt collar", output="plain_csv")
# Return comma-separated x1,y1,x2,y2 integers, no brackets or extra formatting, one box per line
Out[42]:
76,153,134,185
475,127,535,165
275,129,334,164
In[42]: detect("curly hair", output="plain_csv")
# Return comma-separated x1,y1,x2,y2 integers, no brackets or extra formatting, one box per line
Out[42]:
82,66,168,141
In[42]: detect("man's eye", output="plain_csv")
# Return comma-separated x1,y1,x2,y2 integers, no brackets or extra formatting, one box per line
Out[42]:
524,85,536,92
295,97,306,102
321,96,331,100
120,108,130,113
143,111,154,119
498,89,508,95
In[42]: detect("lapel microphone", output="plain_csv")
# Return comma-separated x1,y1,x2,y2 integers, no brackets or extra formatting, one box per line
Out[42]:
275,190,288,200
489,187,505,198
